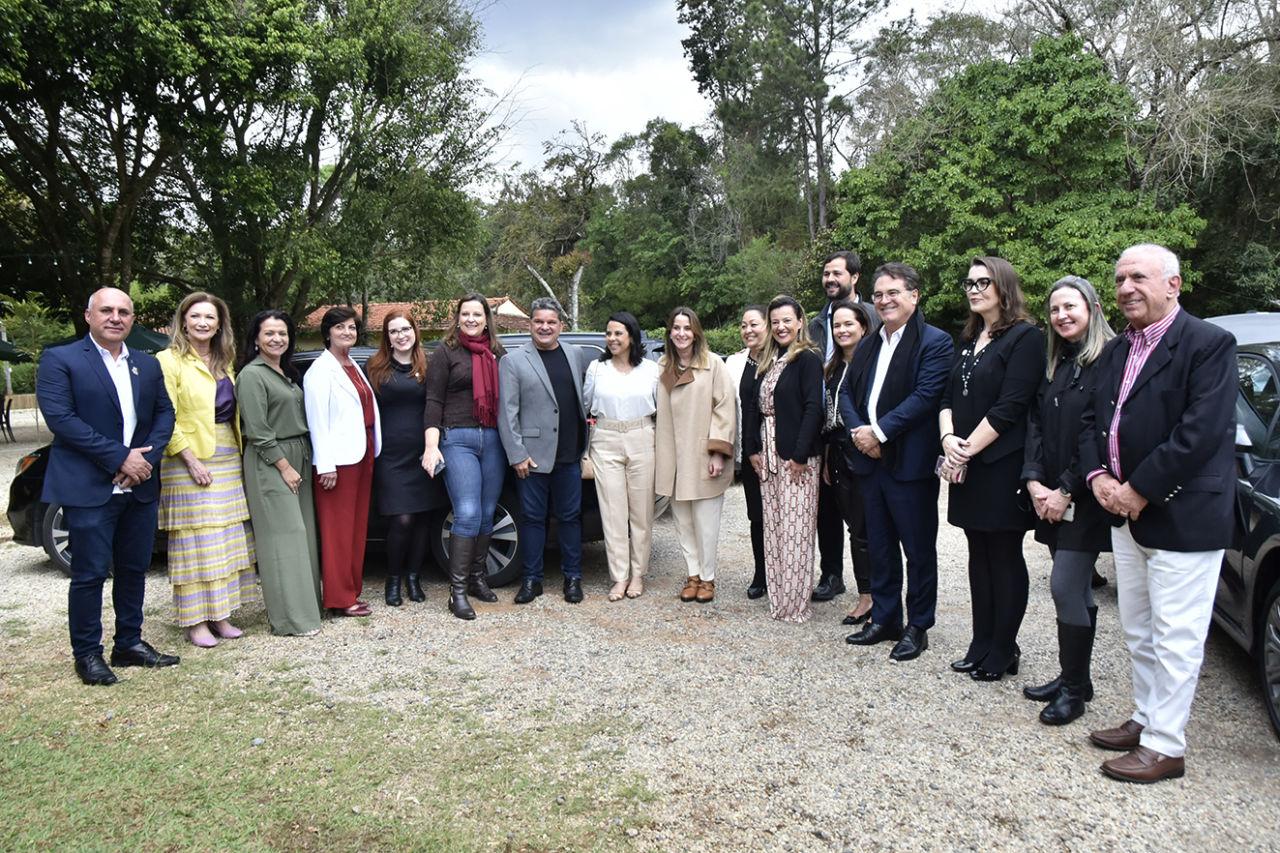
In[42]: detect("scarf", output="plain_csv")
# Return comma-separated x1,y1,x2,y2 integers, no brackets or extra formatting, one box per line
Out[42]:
459,331,498,427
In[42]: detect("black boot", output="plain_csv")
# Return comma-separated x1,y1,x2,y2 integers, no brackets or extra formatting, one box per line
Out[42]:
1023,675,1065,702
405,573,426,603
467,532,498,603
447,536,476,621
385,575,403,607
1039,621,1094,725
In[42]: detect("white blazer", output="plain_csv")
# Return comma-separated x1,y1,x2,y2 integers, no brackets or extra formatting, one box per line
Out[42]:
303,348,383,475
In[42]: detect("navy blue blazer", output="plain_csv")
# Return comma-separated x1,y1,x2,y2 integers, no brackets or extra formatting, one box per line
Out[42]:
1079,309,1236,552
36,336,175,507
838,316,952,482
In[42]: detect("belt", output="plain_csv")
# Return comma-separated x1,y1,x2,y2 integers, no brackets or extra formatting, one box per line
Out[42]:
594,415,654,432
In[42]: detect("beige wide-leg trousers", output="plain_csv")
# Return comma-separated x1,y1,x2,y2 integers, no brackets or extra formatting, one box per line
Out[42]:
670,494,725,582
589,417,656,583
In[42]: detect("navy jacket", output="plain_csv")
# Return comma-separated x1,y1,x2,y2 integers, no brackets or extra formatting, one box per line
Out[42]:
1078,309,1236,552
37,335,174,507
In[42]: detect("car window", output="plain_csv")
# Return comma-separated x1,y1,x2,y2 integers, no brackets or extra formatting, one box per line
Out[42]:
1238,354,1280,459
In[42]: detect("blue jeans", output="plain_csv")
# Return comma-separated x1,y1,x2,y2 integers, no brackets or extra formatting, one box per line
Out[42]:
440,427,506,538
517,461,582,581
64,495,158,658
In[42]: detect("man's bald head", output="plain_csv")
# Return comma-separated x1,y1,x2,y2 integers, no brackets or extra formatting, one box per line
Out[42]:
85,287,135,354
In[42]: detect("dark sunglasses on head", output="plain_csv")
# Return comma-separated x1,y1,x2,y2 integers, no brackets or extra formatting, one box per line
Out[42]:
961,277,994,293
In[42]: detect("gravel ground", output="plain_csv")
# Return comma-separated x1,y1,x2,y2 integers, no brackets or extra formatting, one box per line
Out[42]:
1,413,1277,850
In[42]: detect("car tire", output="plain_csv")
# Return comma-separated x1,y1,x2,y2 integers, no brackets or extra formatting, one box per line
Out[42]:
429,494,522,588
1259,576,1280,740
41,503,72,577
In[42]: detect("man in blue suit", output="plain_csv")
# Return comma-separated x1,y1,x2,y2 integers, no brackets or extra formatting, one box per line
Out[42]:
37,287,177,685
839,263,953,661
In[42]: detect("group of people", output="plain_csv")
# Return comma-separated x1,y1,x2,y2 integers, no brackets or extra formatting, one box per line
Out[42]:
39,239,1235,786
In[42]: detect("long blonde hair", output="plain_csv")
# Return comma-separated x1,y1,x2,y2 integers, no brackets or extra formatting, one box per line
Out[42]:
1045,276,1115,380
168,291,235,377
756,294,817,377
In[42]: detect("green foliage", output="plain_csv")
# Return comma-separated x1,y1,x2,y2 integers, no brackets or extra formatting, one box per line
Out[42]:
705,237,806,318
1,297,73,357
833,36,1204,330
702,323,745,356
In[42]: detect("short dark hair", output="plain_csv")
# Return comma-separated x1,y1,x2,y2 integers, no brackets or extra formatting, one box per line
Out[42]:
599,311,645,366
320,306,360,347
241,309,299,380
871,262,921,292
823,250,862,276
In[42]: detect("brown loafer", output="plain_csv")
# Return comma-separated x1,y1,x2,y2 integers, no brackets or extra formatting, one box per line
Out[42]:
679,576,701,602
695,579,715,603
1101,746,1185,784
1089,719,1144,751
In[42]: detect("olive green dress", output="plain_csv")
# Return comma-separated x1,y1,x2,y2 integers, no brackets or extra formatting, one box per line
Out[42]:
237,357,322,635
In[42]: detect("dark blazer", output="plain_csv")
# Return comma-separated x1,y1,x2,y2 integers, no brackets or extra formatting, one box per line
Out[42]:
838,313,952,481
743,348,825,463
1021,349,1114,552
1079,309,1236,552
37,336,174,507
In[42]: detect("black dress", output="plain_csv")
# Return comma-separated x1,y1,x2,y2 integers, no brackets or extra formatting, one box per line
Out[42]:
373,361,447,516
1021,346,1116,553
942,322,1045,532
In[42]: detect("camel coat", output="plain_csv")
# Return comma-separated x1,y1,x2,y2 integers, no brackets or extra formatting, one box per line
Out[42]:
655,354,737,500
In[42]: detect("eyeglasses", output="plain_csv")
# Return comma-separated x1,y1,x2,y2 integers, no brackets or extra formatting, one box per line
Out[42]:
387,327,414,337
871,289,906,303
961,277,993,293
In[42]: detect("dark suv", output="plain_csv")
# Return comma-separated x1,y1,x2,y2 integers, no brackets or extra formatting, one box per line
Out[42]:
7,332,667,587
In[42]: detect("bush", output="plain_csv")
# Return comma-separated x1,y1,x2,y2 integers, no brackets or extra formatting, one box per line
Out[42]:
5,363,35,394
703,324,743,356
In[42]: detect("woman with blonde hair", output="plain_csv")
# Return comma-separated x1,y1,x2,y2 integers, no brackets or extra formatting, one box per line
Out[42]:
655,306,736,604
744,295,825,623
157,292,256,647
366,309,447,606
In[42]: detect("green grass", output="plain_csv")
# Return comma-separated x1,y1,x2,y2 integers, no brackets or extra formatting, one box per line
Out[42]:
0,633,654,851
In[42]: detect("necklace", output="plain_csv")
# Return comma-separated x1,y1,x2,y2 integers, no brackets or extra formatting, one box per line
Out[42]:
959,346,984,397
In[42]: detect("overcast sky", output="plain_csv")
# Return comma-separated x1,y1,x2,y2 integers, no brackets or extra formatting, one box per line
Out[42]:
470,0,711,175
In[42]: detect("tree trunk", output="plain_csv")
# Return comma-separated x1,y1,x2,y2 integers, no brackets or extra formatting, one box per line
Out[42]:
570,265,584,330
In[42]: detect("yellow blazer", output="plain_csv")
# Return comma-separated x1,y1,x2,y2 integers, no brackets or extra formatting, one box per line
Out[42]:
157,348,241,458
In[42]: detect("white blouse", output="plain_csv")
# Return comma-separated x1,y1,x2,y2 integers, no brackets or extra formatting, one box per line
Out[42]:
584,358,660,420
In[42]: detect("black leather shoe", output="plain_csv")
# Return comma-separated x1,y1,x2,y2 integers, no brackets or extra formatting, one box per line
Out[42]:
109,641,179,668
563,577,584,604
1039,685,1087,726
812,577,846,601
513,579,543,605
746,584,766,600
889,626,928,661
845,621,902,646
971,652,1020,682
842,609,871,626
950,658,978,673
74,654,118,686
405,573,426,603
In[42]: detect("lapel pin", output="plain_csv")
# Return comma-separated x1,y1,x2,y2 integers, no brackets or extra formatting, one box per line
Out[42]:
131,365,139,376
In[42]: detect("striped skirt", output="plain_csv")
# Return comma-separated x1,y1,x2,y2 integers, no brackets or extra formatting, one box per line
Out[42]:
159,422,257,627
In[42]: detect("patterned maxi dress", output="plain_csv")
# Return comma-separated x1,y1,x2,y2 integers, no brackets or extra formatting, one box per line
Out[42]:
759,359,821,624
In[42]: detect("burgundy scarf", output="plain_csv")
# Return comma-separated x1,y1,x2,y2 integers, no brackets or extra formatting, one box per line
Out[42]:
459,331,498,427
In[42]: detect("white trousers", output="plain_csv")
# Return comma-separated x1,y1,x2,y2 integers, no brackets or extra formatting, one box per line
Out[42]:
589,421,656,583
670,494,725,582
1112,522,1223,757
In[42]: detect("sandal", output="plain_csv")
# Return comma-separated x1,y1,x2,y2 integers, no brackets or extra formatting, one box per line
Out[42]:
608,581,627,602
625,578,644,599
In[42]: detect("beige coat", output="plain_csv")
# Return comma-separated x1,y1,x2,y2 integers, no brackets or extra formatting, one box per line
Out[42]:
655,354,737,500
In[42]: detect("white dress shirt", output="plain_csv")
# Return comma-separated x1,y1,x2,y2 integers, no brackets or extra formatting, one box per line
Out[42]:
93,338,136,493
583,358,659,420
866,323,905,443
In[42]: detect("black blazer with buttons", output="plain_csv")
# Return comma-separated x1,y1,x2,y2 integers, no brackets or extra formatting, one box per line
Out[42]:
743,348,825,463
1078,308,1237,552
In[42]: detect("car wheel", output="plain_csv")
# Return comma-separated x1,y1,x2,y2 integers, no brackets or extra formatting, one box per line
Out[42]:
430,496,522,587
41,503,72,577
1260,577,1280,740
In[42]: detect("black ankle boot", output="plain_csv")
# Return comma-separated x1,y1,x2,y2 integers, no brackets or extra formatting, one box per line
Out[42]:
405,573,425,603
385,575,403,607
467,533,498,603
447,537,476,621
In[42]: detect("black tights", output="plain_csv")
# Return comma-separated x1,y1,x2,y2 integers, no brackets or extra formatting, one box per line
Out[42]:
386,513,430,576
963,529,1029,672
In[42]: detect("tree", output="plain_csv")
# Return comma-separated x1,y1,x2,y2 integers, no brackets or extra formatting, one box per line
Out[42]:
833,36,1204,331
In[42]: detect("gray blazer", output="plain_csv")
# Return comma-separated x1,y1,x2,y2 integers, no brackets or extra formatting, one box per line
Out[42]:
496,342,589,472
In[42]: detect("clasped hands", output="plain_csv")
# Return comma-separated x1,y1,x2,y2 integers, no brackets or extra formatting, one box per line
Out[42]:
112,446,153,489
1090,473,1148,521
850,426,881,459
748,452,800,482
937,433,969,484
1027,480,1071,523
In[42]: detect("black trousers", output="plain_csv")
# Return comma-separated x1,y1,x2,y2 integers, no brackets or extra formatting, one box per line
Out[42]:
828,460,872,596
816,477,845,582
739,465,766,587
962,529,1029,672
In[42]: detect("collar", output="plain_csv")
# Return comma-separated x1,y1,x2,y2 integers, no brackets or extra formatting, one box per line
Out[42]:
91,337,129,363
879,324,906,346
1125,304,1180,346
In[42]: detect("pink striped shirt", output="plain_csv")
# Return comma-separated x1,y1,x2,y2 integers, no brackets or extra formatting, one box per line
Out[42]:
1101,305,1181,480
